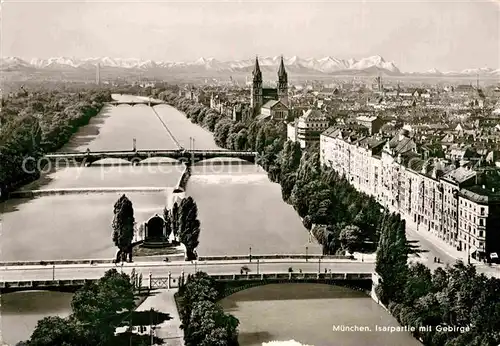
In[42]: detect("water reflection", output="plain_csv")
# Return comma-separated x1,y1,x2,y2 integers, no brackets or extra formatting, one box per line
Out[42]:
0,291,73,345
220,284,421,346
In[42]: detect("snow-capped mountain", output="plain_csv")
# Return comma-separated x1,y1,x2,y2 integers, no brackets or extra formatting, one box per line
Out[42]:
0,57,33,69
423,68,443,75
1,56,498,78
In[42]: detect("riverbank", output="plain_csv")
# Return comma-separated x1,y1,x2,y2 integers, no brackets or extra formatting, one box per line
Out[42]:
0,90,111,202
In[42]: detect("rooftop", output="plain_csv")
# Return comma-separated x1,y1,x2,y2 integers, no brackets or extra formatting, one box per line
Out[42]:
442,166,477,185
356,115,378,122
460,185,500,204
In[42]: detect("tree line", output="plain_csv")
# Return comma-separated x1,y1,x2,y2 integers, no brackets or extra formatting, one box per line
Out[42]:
376,213,500,346
0,88,112,198
158,90,383,255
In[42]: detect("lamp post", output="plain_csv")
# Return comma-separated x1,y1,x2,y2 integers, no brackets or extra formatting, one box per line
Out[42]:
52,265,55,280
306,246,308,262
318,258,321,274
249,247,252,262
189,137,192,150
257,259,260,275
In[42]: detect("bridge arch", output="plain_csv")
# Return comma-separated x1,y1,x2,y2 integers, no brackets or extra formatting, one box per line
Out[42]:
213,275,373,301
80,156,184,167
89,158,133,166
193,156,257,166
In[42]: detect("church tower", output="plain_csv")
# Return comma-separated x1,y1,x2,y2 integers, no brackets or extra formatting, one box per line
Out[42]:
251,56,263,114
277,56,288,106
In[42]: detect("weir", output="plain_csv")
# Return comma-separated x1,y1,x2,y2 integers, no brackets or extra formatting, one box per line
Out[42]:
10,187,169,198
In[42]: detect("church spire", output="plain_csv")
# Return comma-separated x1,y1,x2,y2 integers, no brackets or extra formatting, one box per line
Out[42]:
277,55,288,107
253,56,262,81
278,55,287,80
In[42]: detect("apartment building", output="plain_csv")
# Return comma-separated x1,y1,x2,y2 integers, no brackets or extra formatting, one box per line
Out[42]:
458,183,500,261
288,109,329,148
320,125,500,261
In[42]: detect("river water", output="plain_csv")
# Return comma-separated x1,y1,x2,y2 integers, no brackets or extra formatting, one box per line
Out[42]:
0,95,418,345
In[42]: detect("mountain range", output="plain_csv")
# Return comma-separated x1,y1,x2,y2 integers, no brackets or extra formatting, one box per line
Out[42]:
1,55,499,78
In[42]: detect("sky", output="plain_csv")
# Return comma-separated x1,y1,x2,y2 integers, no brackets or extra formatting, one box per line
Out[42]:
1,0,499,72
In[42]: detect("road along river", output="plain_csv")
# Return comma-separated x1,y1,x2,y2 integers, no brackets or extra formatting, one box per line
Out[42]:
0,95,418,346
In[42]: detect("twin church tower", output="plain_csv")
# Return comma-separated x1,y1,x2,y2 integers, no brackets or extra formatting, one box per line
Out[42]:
250,56,289,116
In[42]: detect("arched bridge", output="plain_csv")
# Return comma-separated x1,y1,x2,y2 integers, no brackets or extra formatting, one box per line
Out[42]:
0,272,374,294
109,100,165,107
0,258,375,294
44,149,259,166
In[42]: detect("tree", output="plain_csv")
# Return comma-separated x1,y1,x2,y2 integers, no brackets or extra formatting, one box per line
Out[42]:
178,197,201,260
214,118,233,147
112,194,135,262
339,225,362,253
71,269,135,345
185,301,239,346
278,140,302,175
28,317,84,346
375,214,409,304
163,207,173,241
171,202,180,239
280,172,297,202
179,272,219,331
403,262,432,306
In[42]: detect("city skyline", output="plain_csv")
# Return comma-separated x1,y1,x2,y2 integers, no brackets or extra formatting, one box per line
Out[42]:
2,0,499,72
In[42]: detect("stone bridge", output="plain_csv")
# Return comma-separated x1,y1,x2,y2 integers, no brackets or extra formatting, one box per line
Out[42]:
109,100,165,106
0,272,374,294
44,149,259,166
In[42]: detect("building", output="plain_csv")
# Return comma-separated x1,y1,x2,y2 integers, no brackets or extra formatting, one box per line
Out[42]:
288,109,329,148
251,56,289,117
458,185,500,261
319,123,500,261
256,100,289,121
440,167,477,248
355,115,385,135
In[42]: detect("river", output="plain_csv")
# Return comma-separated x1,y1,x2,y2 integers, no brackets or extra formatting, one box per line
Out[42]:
219,284,422,346
0,95,418,346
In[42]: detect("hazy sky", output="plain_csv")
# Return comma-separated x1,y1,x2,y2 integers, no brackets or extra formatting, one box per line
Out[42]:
1,0,499,72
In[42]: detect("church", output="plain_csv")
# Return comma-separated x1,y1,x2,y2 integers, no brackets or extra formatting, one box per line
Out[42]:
251,56,290,121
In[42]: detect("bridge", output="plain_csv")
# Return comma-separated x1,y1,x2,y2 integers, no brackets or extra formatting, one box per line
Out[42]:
109,100,165,107
44,149,259,166
0,258,375,294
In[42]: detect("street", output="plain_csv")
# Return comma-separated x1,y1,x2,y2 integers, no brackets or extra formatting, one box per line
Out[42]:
406,224,500,277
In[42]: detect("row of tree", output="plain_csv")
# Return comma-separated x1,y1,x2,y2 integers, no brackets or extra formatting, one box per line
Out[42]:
158,90,383,255
177,272,239,346
0,87,112,198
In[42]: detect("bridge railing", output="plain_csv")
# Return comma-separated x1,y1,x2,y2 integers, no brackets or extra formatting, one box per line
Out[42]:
0,254,354,267
0,272,374,293
197,254,354,261
0,259,114,267
45,150,257,157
